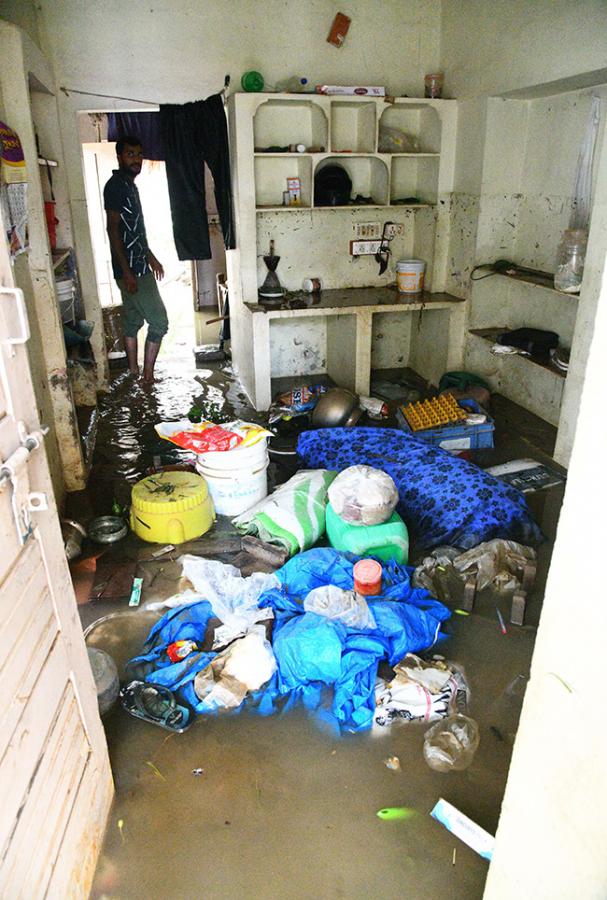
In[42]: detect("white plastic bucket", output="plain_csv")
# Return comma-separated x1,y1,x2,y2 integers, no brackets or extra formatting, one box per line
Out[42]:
396,259,426,294
195,439,269,516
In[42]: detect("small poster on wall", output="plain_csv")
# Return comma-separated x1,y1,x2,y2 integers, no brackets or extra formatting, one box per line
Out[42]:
0,120,29,258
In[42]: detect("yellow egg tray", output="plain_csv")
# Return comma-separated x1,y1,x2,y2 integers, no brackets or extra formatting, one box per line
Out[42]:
400,394,467,432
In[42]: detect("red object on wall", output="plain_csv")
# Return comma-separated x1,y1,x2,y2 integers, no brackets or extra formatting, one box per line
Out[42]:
44,200,58,250
327,12,351,47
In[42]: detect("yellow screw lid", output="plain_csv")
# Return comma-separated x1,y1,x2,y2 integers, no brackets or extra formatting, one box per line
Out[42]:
131,472,209,515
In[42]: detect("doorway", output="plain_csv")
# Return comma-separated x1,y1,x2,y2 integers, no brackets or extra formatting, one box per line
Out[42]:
80,120,223,366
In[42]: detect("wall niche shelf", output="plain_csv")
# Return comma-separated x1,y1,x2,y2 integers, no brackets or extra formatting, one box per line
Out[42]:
469,328,567,379
228,92,458,410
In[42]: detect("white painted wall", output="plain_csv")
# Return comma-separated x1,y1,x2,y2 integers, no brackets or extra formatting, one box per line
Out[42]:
484,244,607,900
441,0,607,464
36,0,440,106
441,0,607,101
438,5,607,894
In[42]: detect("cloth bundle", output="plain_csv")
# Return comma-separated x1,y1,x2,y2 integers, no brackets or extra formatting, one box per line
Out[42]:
374,654,463,727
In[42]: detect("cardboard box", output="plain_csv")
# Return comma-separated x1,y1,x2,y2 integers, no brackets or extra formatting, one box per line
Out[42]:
316,85,386,97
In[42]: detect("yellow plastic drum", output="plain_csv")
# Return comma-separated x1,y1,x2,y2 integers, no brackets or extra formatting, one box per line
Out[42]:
130,472,215,544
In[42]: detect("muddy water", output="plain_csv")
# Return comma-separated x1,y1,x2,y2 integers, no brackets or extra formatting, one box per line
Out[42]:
83,356,554,898
88,357,252,514
89,609,535,900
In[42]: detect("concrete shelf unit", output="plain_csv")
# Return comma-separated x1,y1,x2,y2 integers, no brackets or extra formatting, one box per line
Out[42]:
462,84,607,449
227,93,458,410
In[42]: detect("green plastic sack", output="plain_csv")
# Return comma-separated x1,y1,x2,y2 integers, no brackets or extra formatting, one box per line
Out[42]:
233,469,336,557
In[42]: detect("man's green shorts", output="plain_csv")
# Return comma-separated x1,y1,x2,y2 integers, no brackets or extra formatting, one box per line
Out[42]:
117,271,168,344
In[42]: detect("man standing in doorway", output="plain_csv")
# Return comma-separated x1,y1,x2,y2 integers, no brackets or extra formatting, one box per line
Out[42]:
104,135,168,383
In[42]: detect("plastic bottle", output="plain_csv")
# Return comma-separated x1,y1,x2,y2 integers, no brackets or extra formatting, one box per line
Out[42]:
423,669,480,772
554,227,587,293
274,76,309,93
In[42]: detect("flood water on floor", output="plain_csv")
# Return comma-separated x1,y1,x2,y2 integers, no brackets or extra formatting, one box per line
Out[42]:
81,355,562,898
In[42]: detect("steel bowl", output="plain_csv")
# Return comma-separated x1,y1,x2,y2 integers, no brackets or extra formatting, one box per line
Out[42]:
311,388,361,428
88,515,128,544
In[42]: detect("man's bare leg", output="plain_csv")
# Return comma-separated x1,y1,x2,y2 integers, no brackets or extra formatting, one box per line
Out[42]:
124,336,139,374
142,339,161,383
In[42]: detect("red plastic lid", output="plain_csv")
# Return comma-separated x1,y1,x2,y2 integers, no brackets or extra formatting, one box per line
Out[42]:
353,559,382,585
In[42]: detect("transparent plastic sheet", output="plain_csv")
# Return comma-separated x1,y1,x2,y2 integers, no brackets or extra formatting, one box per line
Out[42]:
146,556,278,647
328,465,399,526
570,95,601,230
423,713,480,772
452,539,536,591
413,539,536,598
304,584,376,630
423,666,479,771
378,124,421,154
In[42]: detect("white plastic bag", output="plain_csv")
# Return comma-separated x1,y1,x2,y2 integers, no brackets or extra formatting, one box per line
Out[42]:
148,556,278,647
194,628,277,711
304,584,376,630
328,465,398,525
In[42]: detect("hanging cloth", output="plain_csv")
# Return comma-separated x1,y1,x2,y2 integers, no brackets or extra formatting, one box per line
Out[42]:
107,111,164,161
160,94,235,260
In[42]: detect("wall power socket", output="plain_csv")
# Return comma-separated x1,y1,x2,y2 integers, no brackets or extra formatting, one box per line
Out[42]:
350,239,382,255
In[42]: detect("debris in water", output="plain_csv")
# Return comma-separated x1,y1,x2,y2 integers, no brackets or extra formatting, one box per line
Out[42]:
495,607,507,635
452,848,457,866
376,807,416,821
453,609,470,616
129,577,144,608
152,544,175,558
192,768,204,777
118,818,125,843
384,756,401,771
146,761,167,782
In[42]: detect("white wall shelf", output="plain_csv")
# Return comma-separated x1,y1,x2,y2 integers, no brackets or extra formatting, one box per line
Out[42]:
228,92,458,409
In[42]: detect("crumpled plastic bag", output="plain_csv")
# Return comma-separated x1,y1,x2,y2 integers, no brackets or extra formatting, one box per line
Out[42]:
304,584,376,631
273,613,346,691
155,418,271,453
328,465,398,526
194,628,277,712
413,539,536,599
423,713,480,771
452,539,536,591
148,556,278,647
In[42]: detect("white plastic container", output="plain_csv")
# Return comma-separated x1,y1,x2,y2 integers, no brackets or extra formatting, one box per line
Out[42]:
396,259,426,295
55,278,75,323
195,439,269,516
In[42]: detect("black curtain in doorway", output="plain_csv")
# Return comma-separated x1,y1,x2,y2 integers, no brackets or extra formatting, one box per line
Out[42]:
108,95,235,261
160,94,235,261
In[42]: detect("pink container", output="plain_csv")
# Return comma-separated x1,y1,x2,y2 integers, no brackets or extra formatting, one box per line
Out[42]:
353,559,382,596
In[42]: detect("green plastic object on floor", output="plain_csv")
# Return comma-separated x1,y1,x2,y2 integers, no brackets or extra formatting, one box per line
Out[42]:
326,502,408,565
377,807,416,821
438,371,490,392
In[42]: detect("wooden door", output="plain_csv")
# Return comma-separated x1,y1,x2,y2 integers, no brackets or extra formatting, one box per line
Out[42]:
0,207,113,897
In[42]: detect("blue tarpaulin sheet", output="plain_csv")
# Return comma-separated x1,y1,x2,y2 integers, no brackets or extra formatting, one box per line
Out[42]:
127,549,450,730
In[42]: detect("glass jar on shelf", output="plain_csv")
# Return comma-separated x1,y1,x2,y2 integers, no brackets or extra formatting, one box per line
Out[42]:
554,228,588,293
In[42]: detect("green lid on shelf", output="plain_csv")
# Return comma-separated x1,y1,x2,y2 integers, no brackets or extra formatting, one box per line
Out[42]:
241,71,264,92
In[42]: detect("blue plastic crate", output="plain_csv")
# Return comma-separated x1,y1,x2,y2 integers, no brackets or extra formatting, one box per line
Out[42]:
396,399,494,451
